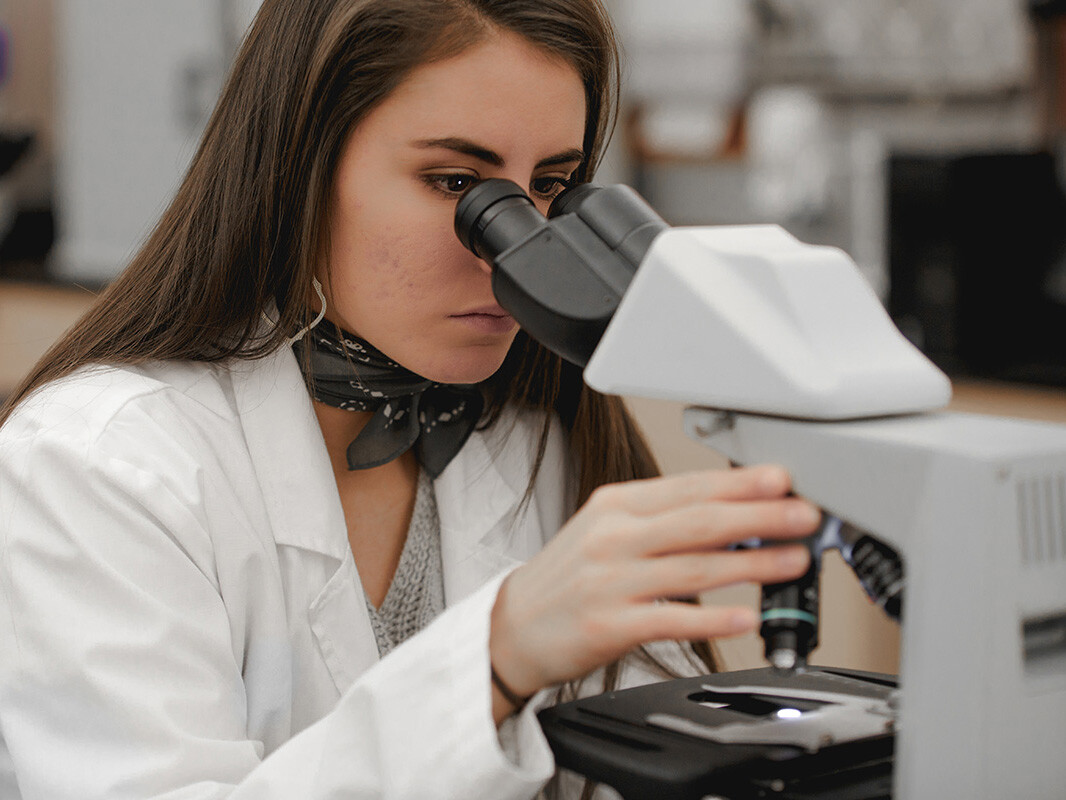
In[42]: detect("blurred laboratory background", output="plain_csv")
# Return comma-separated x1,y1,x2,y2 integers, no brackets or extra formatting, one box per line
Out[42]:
1,0,1066,673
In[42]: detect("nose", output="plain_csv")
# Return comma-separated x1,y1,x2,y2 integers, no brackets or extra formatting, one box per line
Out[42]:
460,241,493,276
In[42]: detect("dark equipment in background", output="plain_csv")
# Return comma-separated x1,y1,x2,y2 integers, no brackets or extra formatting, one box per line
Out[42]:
1031,0,1066,21
888,151,1066,384
892,1,1066,386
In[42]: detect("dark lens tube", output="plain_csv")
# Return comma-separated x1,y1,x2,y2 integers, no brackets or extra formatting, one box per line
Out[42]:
454,179,548,260
549,183,668,269
760,551,820,672
547,182,602,219
843,534,904,621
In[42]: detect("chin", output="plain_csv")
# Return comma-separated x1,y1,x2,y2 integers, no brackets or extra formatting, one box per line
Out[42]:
422,361,508,386
417,343,514,385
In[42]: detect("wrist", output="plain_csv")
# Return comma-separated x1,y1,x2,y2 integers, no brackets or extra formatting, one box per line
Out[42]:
491,662,532,711
488,574,543,701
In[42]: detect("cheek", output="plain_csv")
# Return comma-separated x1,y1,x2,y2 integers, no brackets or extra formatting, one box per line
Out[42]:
331,214,455,322
369,228,447,299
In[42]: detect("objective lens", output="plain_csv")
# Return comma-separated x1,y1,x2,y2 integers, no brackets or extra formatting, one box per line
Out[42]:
761,555,819,674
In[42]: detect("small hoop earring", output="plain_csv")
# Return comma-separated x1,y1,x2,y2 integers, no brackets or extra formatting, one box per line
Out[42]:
286,277,328,345
259,278,327,345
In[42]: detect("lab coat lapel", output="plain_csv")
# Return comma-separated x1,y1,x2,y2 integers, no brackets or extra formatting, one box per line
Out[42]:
307,553,377,695
229,346,348,559
230,347,380,694
435,415,548,606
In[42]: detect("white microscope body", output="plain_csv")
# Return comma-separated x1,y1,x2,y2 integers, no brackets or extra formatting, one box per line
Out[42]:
584,226,1066,799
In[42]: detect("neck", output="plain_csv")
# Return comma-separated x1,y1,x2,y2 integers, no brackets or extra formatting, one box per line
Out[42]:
310,399,420,610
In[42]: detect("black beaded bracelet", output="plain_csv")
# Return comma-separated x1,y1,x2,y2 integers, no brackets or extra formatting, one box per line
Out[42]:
490,664,531,710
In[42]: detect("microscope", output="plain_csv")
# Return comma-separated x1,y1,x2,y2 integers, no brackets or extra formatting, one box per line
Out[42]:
455,181,1066,799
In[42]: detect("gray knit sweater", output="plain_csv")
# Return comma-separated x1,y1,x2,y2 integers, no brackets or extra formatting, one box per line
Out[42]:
364,470,445,657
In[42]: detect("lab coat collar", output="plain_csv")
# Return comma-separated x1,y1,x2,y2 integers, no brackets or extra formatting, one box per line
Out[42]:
435,413,542,605
230,345,351,561
230,345,542,583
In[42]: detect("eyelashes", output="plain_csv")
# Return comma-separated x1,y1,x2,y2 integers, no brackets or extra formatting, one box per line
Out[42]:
422,173,479,197
530,175,572,199
420,172,573,202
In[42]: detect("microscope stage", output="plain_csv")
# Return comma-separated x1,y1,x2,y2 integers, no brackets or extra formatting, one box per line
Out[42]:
538,666,897,800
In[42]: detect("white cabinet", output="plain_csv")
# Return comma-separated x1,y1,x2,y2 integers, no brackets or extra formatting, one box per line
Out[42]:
52,0,259,282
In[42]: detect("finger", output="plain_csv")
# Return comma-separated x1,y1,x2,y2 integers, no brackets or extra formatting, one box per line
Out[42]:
634,497,821,556
625,546,811,601
586,465,794,518
596,496,818,559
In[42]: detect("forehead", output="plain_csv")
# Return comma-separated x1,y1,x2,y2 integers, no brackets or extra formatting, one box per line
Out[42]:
351,29,588,158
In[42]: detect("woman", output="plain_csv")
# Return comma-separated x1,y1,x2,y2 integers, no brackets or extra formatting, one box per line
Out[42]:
0,1,818,798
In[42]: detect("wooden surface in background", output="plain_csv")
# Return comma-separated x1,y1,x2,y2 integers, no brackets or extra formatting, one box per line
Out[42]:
0,281,96,396
948,379,1066,422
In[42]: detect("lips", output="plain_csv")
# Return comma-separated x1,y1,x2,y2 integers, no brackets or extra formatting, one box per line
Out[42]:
450,305,517,334
453,305,510,318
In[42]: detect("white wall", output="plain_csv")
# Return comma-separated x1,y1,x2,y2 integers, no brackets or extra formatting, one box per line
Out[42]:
50,0,252,283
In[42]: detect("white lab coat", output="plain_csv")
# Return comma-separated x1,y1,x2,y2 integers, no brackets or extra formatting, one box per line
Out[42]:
0,340,594,800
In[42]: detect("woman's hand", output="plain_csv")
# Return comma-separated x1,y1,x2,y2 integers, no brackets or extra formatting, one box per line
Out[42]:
488,465,819,709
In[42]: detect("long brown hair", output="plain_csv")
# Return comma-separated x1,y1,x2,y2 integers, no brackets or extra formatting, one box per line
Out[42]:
1,0,715,767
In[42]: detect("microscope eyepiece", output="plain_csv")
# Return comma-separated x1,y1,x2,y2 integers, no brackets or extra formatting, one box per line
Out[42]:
451,178,668,367
547,182,601,218
454,179,548,260
549,182,668,269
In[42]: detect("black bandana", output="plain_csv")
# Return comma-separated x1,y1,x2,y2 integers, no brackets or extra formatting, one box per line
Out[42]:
293,319,484,478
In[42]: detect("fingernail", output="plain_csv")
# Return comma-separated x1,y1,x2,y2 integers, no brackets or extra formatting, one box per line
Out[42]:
788,502,821,530
758,467,789,495
778,546,809,570
730,607,758,631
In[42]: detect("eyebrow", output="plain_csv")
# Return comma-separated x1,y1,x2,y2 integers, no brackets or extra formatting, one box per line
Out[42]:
412,137,585,169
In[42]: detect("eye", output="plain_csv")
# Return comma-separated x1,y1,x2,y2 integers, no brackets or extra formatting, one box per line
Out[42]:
530,175,573,201
422,172,480,198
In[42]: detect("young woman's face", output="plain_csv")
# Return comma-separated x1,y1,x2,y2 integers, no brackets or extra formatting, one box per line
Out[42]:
323,29,587,384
